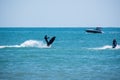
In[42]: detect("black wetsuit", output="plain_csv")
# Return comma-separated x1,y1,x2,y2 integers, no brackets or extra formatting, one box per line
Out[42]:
112,39,117,48
44,35,56,46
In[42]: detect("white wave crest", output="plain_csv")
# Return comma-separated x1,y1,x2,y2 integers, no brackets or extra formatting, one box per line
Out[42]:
89,45,120,50
0,40,50,49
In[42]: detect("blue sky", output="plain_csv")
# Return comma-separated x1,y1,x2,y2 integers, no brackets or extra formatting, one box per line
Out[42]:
0,0,120,27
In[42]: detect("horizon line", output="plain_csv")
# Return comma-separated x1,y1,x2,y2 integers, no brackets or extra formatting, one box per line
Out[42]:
0,26,120,28
0,26,120,27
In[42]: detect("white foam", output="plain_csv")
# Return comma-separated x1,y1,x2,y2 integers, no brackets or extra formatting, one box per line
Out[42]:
0,40,50,49
0,46,6,48
89,45,120,50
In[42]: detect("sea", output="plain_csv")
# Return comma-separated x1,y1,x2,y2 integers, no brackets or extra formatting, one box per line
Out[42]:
0,27,120,80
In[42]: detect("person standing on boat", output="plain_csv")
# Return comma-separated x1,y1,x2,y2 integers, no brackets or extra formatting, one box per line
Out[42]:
112,39,117,48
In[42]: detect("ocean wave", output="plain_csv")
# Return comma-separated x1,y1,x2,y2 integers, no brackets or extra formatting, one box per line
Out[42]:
88,45,120,50
0,40,50,49
108,32,120,34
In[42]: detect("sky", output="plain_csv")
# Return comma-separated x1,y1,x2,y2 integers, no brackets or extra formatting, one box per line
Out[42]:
0,0,120,27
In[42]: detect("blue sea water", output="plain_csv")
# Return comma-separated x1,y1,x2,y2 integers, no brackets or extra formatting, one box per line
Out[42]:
0,27,120,80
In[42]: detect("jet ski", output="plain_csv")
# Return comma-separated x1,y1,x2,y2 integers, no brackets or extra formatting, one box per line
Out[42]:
85,27,103,33
44,35,56,46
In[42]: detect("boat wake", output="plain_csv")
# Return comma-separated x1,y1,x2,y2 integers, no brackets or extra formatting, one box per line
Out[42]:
88,45,120,50
0,40,50,49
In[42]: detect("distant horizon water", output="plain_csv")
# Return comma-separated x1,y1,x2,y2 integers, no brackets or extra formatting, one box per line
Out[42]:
0,26,120,28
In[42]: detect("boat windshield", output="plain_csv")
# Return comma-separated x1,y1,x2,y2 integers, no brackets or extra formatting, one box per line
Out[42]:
95,27,101,31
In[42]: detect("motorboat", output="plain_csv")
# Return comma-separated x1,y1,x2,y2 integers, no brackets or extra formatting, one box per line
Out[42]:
85,27,103,33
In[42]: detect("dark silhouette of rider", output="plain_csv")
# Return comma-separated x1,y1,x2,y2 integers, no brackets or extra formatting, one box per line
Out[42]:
112,39,117,48
44,35,56,46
